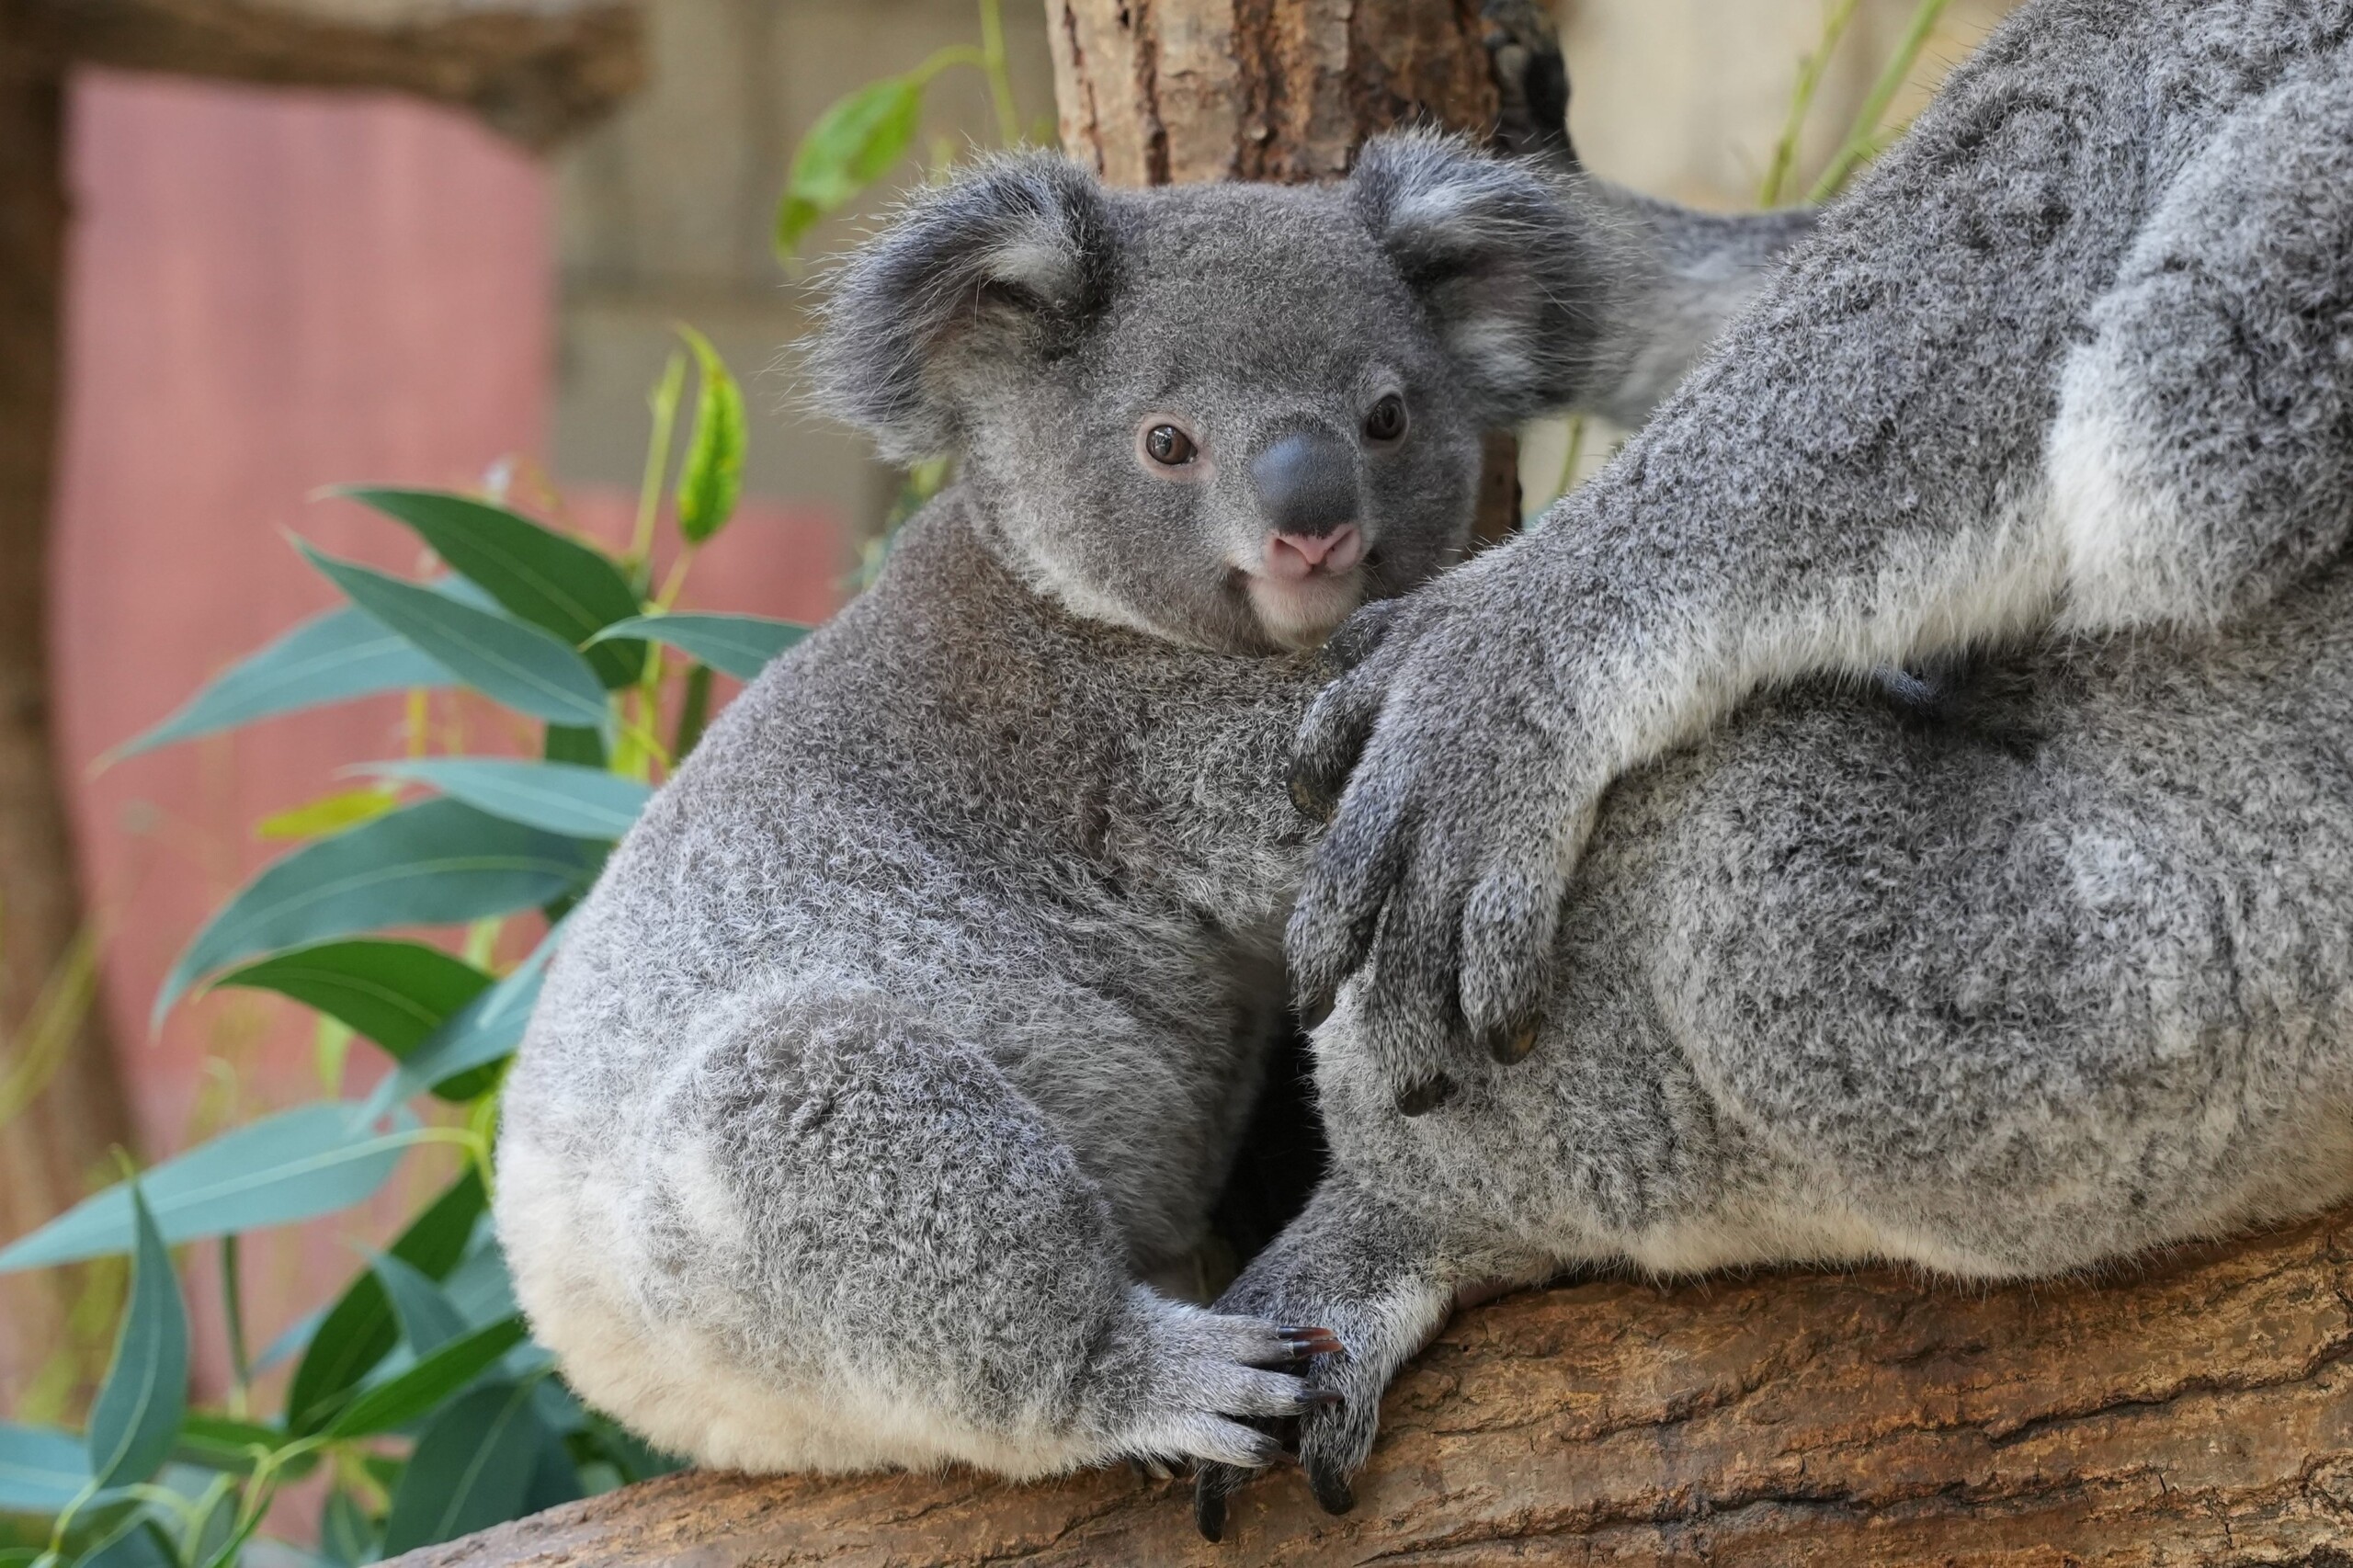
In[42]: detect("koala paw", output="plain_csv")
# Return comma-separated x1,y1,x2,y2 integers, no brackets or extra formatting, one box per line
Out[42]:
1287,568,1597,1108
1103,1310,1343,1473
1190,1333,1380,1540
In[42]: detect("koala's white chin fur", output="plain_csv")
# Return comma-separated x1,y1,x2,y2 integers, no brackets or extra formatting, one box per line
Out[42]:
1245,568,1365,650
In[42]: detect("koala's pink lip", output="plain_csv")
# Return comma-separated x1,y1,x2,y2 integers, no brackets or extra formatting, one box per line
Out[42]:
1239,562,1368,648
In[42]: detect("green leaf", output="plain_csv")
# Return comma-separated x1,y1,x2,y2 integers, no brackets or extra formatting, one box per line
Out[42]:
154,796,602,1025
0,1107,417,1273
320,1490,372,1567
255,786,403,842
543,724,607,768
214,939,493,1061
335,489,647,688
70,1509,176,1568
87,1185,188,1491
369,1253,466,1355
298,542,611,729
324,1317,527,1439
170,1415,286,1478
379,1381,546,1556
356,759,651,842
287,1169,485,1437
587,612,809,681
777,75,925,256
673,328,745,545
110,605,451,761
366,924,561,1114
0,1422,88,1512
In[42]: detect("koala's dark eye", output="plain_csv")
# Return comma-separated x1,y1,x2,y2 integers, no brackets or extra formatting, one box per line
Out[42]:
1363,394,1408,443
1145,424,1197,466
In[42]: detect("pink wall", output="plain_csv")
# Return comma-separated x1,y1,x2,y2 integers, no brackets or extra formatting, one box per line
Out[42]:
46,70,846,1373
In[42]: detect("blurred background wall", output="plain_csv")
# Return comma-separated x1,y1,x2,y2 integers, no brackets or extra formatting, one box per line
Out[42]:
25,0,2020,1406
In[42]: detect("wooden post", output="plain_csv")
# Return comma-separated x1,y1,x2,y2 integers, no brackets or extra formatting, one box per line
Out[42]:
1046,0,1524,541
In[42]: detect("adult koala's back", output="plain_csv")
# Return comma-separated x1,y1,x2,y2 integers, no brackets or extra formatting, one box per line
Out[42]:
496,135,1630,1479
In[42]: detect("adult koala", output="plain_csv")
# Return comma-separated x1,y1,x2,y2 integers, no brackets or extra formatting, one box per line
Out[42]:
1197,0,2353,1533
495,131,1804,1480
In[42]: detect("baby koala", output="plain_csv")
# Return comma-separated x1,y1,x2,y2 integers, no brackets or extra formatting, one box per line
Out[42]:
495,133,1631,1478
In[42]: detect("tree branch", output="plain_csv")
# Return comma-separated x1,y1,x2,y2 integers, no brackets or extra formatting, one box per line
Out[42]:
388,1207,2353,1566
28,0,644,148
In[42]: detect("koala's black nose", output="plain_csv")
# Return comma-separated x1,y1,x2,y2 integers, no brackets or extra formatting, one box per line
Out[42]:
1251,429,1358,538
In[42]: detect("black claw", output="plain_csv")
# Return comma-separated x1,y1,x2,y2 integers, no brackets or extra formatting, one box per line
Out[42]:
1308,1464,1358,1517
1395,1074,1457,1117
1300,1388,1346,1411
1194,1483,1227,1542
1279,1325,1346,1359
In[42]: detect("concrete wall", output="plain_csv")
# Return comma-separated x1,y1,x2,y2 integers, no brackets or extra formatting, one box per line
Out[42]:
546,0,1059,551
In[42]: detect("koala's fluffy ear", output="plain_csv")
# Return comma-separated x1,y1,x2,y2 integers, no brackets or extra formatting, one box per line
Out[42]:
809,153,1120,461
1349,131,1618,426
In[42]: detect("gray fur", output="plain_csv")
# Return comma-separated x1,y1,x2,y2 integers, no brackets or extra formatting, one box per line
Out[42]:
495,132,1785,1478
1205,0,2353,1528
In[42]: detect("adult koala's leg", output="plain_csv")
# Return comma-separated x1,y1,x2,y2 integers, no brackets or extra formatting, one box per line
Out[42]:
1190,1170,1554,1538
2053,57,2353,633
506,994,1331,1479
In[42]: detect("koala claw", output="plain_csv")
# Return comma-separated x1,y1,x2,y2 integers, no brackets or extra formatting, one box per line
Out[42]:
1193,1466,1238,1541
1278,1325,1346,1358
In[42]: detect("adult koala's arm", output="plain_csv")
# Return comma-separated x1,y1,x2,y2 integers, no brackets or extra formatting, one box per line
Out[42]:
1288,0,2353,1105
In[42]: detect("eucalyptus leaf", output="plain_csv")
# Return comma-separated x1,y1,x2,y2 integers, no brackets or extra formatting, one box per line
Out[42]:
255,786,403,842
214,939,493,1061
324,1317,527,1439
0,1422,88,1512
299,542,611,729
379,1381,546,1555
155,797,601,1025
0,1106,418,1273
367,924,562,1113
674,328,745,545
369,1253,466,1356
110,605,450,760
588,612,809,681
335,489,647,687
287,1169,485,1437
777,74,924,256
357,759,651,842
86,1185,188,1491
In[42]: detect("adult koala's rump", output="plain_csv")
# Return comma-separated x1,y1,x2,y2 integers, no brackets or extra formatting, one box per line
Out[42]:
494,134,1758,1481
1198,0,2353,1532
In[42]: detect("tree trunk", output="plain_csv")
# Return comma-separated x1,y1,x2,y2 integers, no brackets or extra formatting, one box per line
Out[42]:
386,1205,2353,1566
1047,0,1523,540
0,8,137,1415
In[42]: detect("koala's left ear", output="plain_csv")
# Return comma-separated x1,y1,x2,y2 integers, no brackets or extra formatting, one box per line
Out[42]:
808,153,1120,461
1349,131,1619,426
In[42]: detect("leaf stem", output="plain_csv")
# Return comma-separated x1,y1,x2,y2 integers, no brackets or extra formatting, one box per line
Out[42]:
977,0,1021,146
631,353,688,574
1806,0,1950,204
221,1233,250,1410
1758,0,1862,206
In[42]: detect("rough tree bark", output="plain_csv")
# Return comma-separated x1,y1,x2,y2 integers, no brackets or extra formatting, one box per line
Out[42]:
389,1206,2353,1566
0,0,640,1407
1047,0,1524,540
0,0,131,1411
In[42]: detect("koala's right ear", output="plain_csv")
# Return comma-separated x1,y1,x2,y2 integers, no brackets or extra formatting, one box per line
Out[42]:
807,153,1120,462
1349,131,1619,426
